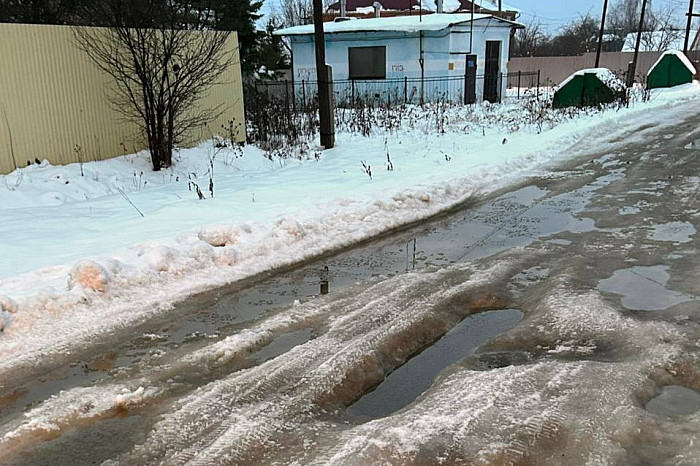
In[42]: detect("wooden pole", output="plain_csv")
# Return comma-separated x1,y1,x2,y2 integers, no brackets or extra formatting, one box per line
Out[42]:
626,0,647,87
313,0,335,148
595,0,609,68
685,0,696,55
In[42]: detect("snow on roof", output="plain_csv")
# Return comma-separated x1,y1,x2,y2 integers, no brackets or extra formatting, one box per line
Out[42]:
621,31,684,52
275,13,512,36
648,50,697,76
557,68,626,93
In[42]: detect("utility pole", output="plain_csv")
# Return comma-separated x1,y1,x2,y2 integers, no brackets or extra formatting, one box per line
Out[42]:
312,0,335,149
595,0,609,68
684,0,696,55
626,0,647,88
469,0,474,52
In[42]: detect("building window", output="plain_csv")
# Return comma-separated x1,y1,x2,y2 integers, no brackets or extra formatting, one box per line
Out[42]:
348,46,386,80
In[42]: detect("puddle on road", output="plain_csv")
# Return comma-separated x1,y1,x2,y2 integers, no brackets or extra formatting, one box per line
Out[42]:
6,414,149,466
645,385,700,416
597,266,694,311
248,328,314,365
648,221,696,243
347,309,523,420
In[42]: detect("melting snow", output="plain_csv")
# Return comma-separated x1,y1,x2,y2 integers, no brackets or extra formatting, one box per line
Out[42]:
0,84,698,376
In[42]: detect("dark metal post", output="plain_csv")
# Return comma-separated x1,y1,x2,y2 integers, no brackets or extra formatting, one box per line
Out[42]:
313,0,335,148
404,76,408,104
498,72,503,102
253,80,259,138
419,32,425,105
463,71,467,105
685,0,696,55
537,69,540,100
285,79,290,116
626,0,647,88
595,0,609,68
302,80,306,110
517,70,521,99
351,79,355,107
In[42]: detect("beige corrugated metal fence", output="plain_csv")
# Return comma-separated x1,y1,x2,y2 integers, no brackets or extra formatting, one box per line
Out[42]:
0,23,245,174
509,51,700,87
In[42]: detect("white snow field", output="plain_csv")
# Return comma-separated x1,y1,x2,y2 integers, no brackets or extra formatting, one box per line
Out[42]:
0,84,699,375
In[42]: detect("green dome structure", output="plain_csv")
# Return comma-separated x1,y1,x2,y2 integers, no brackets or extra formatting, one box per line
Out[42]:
647,51,697,90
553,68,625,109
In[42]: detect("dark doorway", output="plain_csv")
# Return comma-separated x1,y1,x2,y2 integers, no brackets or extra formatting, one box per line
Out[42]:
483,41,501,103
464,54,477,105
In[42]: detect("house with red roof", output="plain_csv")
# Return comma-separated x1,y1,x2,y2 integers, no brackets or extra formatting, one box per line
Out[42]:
325,0,519,22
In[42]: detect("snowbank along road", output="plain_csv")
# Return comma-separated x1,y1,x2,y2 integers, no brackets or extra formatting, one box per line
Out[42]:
2,100,700,464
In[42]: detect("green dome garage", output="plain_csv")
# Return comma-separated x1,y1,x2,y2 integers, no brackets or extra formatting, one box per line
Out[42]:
647,51,697,89
553,68,625,109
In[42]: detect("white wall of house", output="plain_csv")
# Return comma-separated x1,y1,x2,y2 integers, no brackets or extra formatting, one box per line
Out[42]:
449,21,513,99
284,17,514,102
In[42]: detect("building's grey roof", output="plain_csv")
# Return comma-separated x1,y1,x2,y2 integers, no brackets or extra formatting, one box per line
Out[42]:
275,13,518,36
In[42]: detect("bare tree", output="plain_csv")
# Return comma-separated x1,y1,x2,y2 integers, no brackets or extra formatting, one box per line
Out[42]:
641,3,683,51
277,0,334,26
609,0,681,50
279,0,313,26
511,17,549,57
607,0,642,41
72,1,237,170
545,14,600,56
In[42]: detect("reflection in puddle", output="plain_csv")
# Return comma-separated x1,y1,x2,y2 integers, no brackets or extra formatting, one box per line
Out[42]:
597,266,694,311
645,385,700,416
648,221,696,244
684,139,700,150
348,309,523,420
6,414,149,466
619,206,641,215
248,328,313,365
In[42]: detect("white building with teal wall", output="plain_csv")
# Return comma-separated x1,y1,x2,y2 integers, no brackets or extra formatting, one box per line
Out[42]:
275,13,521,103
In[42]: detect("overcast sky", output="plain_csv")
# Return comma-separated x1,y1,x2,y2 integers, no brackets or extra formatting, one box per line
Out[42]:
260,0,692,32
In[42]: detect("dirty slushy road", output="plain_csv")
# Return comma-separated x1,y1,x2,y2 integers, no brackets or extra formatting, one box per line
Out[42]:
2,102,700,465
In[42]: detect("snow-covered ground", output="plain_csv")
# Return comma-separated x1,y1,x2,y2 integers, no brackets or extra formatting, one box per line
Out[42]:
1,85,699,372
